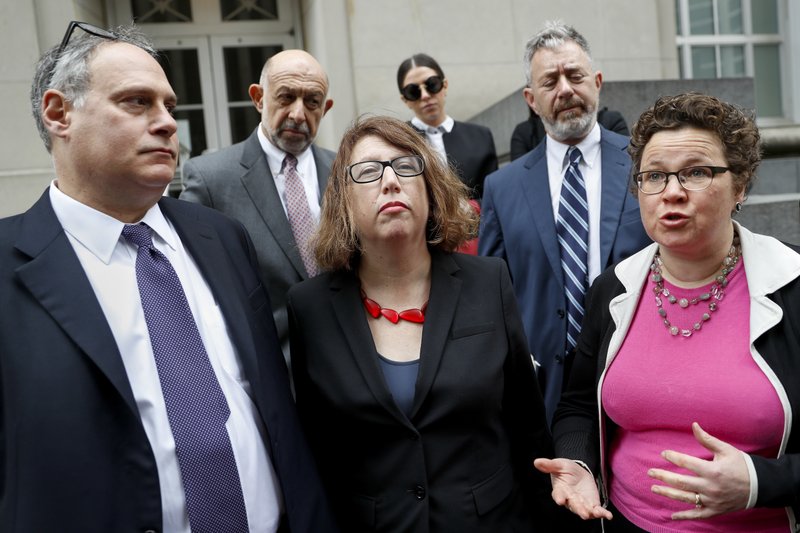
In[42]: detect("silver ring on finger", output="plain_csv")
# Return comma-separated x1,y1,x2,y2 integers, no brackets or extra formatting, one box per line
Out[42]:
695,493,703,509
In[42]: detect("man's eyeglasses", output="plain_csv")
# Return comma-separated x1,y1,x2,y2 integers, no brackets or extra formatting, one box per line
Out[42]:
400,76,444,101
58,21,118,55
634,166,729,195
348,155,425,184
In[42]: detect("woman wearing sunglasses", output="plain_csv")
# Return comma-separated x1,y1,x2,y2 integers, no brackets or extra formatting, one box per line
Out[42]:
396,53,498,201
288,116,563,532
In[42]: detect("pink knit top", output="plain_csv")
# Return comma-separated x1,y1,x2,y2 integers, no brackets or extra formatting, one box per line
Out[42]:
602,260,789,532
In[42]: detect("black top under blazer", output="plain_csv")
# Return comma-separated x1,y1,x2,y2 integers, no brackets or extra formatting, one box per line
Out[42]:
288,251,566,532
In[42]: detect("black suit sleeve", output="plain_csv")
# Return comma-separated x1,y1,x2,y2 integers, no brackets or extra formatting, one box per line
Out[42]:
597,109,629,137
510,121,535,162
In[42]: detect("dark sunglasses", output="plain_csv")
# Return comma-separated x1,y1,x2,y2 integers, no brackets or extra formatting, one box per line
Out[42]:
400,76,444,101
58,21,118,55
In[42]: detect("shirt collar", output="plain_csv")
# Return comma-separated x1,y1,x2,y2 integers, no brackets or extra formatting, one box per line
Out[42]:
256,126,314,176
49,180,177,264
411,115,454,134
546,121,602,172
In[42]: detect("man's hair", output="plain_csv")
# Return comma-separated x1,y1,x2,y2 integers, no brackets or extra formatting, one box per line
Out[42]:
629,92,762,195
313,115,477,272
523,20,592,86
31,24,158,153
396,53,446,92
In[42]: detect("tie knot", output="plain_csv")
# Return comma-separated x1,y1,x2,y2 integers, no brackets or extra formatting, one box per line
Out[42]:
567,146,582,167
283,154,298,172
122,223,154,249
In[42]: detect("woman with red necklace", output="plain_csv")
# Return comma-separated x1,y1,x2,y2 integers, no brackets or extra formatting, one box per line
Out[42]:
287,116,560,532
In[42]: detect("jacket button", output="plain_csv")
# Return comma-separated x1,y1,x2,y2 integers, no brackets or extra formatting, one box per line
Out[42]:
557,309,565,318
414,485,426,500
555,354,564,363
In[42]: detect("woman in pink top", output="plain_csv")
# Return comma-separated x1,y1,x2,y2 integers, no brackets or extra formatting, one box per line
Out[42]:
534,92,800,532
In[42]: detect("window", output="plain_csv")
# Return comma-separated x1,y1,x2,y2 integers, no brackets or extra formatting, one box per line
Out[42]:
675,0,784,118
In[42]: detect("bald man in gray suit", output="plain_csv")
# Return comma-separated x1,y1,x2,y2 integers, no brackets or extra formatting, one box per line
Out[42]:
181,50,334,363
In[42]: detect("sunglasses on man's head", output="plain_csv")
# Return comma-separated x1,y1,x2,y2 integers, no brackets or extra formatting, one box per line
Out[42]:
400,75,444,101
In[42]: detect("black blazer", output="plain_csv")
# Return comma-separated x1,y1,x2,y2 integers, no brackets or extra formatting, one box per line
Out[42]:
0,191,337,533
288,251,562,532
412,121,498,200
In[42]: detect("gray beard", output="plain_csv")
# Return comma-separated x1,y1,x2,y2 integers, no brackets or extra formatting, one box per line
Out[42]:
541,106,598,143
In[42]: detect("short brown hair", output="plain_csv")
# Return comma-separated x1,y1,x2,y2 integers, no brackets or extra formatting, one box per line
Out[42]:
629,92,761,195
313,115,478,271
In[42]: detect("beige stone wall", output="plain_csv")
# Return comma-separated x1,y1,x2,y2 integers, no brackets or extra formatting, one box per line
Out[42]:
341,0,678,125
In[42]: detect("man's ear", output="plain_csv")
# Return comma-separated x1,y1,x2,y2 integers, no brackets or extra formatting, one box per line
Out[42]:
523,87,538,115
323,98,333,116
248,84,264,112
42,89,70,140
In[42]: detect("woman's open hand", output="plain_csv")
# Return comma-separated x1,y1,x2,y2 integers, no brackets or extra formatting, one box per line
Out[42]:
534,457,613,520
648,422,751,520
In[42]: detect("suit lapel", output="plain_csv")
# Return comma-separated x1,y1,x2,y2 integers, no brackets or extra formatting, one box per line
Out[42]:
311,144,332,196
522,142,564,283
328,271,413,426
598,129,630,268
238,132,308,278
410,252,461,419
14,192,139,415
160,199,263,392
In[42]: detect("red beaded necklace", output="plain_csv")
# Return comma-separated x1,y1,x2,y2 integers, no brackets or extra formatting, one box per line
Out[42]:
360,290,427,324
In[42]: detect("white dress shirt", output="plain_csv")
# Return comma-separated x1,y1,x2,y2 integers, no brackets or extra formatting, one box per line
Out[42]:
411,115,454,164
257,126,322,220
49,182,284,533
545,122,603,283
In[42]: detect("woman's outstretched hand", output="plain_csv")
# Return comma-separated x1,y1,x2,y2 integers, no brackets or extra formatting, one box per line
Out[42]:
534,458,613,520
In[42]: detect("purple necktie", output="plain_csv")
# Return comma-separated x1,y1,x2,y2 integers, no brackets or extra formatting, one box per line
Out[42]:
122,223,249,533
283,154,319,277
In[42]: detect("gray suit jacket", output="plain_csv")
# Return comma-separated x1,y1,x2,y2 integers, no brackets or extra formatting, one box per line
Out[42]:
180,130,335,359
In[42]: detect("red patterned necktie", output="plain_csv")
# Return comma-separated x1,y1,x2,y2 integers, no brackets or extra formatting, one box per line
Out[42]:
283,154,319,277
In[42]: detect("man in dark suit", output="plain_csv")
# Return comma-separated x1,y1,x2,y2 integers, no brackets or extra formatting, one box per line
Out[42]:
180,49,334,362
479,21,650,422
0,22,336,532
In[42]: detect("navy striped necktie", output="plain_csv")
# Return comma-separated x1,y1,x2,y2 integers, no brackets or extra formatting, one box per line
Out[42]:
122,223,249,533
556,146,589,353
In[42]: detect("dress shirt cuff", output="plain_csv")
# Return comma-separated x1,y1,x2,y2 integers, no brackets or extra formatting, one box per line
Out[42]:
742,451,758,509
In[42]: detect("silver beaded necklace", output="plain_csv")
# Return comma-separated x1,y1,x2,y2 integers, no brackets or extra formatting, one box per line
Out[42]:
650,234,741,337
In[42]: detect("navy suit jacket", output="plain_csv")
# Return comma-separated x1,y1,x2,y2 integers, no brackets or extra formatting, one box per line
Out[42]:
478,128,650,421
0,191,337,533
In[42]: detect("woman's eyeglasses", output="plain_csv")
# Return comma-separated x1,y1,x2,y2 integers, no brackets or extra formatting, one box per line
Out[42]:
348,155,425,184
400,76,444,101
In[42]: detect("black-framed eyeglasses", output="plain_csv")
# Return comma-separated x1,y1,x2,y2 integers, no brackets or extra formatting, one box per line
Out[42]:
58,21,118,55
635,166,729,195
400,76,444,101
348,155,425,184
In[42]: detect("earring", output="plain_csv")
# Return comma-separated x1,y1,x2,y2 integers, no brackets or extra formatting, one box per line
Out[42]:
735,201,743,213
